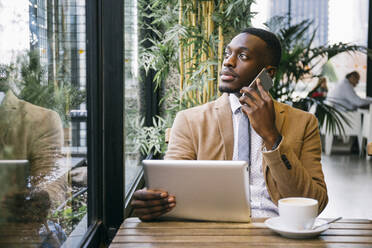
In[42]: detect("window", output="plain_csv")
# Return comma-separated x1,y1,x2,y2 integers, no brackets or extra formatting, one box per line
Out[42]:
0,0,87,246
124,0,143,197
252,0,369,96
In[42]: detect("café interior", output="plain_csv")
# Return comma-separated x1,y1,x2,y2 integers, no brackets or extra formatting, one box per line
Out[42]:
0,0,372,247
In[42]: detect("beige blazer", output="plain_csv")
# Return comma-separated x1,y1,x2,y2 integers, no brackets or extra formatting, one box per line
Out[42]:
165,93,328,213
0,90,67,208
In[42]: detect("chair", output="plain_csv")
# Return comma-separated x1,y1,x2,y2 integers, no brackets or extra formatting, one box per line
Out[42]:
321,109,362,155
358,104,372,158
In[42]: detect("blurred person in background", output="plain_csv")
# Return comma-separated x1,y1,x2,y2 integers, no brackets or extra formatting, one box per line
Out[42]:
327,71,372,110
308,77,328,101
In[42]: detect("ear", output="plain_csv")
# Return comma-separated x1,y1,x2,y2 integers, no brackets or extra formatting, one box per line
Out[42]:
266,66,277,78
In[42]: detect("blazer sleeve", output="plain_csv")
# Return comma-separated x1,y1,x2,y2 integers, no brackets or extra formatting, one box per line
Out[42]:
262,114,328,213
29,110,67,208
164,111,196,160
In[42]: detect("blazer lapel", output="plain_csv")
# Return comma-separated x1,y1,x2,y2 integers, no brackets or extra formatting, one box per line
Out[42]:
214,93,234,160
0,91,21,156
274,100,286,134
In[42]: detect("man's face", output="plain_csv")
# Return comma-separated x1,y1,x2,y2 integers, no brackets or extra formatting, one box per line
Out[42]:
349,74,360,87
219,33,269,93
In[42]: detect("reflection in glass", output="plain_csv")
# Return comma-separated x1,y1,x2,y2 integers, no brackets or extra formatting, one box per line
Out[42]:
124,0,142,195
0,0,87,246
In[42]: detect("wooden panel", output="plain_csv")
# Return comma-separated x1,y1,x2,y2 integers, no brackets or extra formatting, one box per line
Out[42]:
116,228,372,237
121,218,268,229
116,228,276,236
114,235,372,243
111,218,372,248
110,244,372,248
124,217,267,223
0,245,41,248
323,229,372,236
123,217,372,224
120,222,372,230
330,223,372,230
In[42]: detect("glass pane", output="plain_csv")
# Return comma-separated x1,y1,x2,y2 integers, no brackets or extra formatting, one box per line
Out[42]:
124,0,142,195
0,0,87,246
252,0,369,96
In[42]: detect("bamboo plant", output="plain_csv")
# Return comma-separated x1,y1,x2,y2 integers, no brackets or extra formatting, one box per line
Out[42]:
177,0,254,106
139,0,254,107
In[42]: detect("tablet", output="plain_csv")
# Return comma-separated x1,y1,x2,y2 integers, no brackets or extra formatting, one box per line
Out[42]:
143,160,251,222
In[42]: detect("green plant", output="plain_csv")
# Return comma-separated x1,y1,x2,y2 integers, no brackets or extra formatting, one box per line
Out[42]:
136,0,256,156
130,116,168,156
265,15,369,134
0,64,15,92
137,6,369,156
50,190,87,236
139,0,255,105
3,50,85,127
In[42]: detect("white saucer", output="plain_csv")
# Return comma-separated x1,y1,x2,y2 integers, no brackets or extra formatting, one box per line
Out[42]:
264,217,330,239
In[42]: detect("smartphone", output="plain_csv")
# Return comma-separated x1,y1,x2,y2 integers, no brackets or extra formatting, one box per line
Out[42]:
248,68,273,92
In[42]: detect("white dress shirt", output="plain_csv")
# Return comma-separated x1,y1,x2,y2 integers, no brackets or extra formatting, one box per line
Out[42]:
327,78,372,110
229,94,278,218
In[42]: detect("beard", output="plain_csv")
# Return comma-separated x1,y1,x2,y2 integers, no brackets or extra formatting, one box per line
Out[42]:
218,85,240,94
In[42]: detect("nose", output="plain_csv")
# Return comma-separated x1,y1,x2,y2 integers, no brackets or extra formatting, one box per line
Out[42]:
223,53,236,68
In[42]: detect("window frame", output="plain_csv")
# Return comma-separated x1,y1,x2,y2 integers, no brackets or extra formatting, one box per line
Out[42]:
81,0,372,245
82,0,125,246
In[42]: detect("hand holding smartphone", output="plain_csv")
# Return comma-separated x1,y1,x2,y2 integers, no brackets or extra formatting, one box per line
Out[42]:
246,68,273,94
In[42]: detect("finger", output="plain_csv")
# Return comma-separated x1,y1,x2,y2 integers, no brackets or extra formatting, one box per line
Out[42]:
131,197,170,208
135,202,176,215
240,86,262,103
240,93,258,113
168,195,176,203
133,189,168,200
140,208,173,221
240,86,250,95
241,104,253,116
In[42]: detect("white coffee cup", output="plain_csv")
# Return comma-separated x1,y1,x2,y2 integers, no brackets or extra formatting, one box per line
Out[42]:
278,197,318,230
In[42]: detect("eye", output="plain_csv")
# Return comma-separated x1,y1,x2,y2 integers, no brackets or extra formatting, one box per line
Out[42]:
223,50,231,59
239,53,248,60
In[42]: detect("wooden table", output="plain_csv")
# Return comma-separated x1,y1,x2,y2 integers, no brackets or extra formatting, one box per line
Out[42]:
110,217,372,248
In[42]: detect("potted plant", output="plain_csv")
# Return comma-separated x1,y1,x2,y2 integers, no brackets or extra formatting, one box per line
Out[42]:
265,15,369,135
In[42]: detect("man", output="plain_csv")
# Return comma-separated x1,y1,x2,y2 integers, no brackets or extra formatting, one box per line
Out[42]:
327,71,372,110
131,28,328,221
0,89,67,208
0,86,68,245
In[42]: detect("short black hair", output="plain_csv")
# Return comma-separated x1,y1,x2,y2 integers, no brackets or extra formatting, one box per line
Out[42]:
240,27,282,67
346,71,360,79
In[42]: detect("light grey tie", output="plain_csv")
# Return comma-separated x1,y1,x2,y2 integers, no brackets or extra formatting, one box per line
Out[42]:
238,108,250,162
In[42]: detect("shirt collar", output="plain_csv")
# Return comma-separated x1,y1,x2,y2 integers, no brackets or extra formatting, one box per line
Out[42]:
229,93,242,114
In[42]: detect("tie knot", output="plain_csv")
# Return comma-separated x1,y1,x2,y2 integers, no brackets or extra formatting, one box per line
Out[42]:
235,106,242,115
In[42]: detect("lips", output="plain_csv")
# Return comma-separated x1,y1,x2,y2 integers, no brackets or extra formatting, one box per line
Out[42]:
221,74,235,81
220,68,238,81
